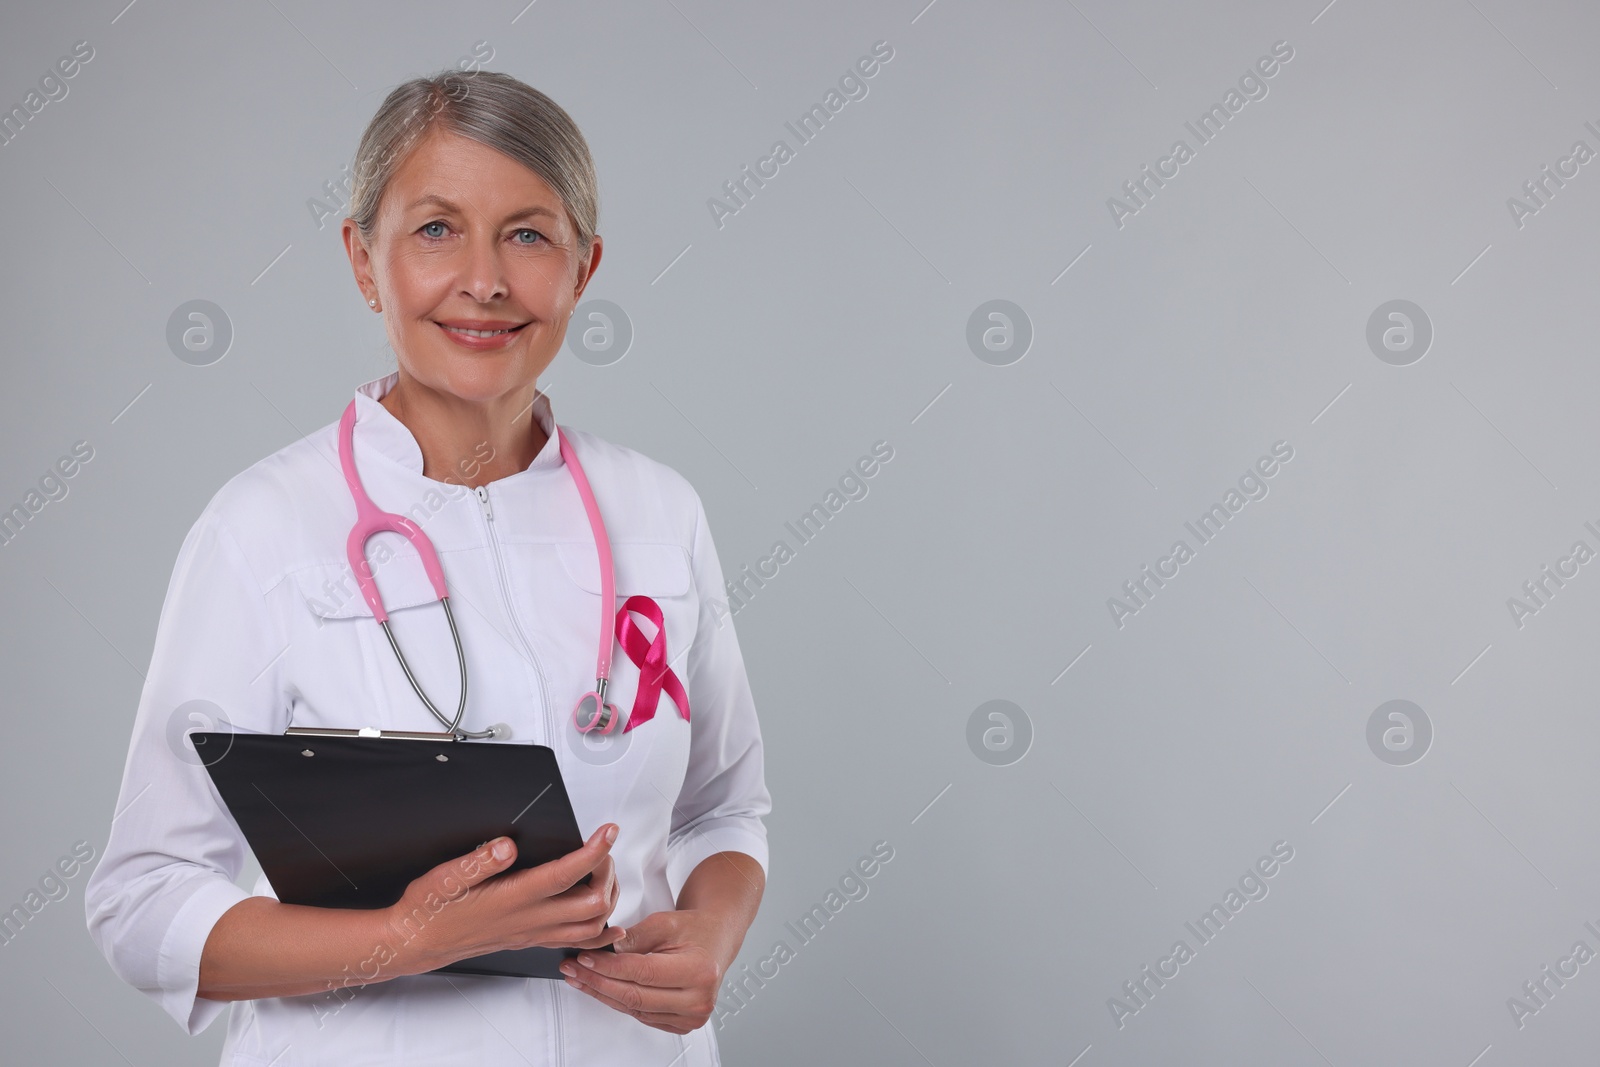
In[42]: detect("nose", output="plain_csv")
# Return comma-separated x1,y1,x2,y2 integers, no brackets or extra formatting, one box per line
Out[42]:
461,228,508,303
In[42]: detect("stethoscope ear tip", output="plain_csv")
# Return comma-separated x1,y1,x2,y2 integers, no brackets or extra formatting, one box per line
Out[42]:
485,722,513,740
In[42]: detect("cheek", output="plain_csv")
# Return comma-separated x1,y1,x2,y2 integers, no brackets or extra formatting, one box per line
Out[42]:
512,259,575,310
384,250,454,310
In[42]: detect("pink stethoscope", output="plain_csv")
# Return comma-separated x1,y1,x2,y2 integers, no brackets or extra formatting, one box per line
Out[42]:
336,399,689,740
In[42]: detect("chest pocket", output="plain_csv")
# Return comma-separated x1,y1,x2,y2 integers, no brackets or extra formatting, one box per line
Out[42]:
545,541,699,710
288,539,442,621
283,551,457,731
554,541,692,600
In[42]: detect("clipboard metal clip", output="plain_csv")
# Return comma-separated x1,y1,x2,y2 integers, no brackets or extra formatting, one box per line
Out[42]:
283,725,465,741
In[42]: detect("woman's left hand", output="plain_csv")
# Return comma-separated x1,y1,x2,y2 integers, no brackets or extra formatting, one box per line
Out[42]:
559,908,730,1034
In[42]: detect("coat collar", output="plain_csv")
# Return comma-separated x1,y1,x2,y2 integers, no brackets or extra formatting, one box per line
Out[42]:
350,371,563,477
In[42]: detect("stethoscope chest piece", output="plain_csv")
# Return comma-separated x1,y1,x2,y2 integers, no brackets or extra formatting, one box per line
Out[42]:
573,680,626,735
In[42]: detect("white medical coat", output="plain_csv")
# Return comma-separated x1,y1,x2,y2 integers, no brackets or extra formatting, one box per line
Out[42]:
84,373,771,1066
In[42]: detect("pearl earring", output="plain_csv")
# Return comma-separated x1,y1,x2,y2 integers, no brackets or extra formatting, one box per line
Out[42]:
369,299,378,308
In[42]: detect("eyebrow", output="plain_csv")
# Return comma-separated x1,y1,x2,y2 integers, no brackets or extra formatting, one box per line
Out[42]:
405,193,560,223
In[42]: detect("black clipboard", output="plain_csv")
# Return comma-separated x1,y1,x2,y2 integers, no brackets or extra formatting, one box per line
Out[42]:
191,730,612,980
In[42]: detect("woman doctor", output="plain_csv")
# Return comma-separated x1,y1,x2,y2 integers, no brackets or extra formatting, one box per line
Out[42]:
84,70,770,1066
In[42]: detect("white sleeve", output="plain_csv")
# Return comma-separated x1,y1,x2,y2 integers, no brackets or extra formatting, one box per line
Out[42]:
665,494,773,901
83,505,290,1035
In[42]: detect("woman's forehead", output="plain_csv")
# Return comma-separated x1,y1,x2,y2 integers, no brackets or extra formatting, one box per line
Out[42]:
389,129,564,213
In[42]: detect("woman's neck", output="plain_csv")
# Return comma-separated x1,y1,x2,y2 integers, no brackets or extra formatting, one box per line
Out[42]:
379,376,549,489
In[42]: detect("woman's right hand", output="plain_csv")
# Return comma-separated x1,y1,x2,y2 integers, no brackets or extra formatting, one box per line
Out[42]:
384,823,625,974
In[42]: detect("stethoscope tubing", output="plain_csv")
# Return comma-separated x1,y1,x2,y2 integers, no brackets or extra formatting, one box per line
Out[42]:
378,600,468,735
556,429,614,685
337,398,631,740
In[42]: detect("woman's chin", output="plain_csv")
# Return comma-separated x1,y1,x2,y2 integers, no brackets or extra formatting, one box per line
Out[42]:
404,360,536,407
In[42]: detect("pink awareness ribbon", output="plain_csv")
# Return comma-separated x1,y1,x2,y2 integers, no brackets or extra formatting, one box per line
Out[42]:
614,595,690,731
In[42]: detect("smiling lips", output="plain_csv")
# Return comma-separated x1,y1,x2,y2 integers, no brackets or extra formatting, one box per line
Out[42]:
435,319,529,349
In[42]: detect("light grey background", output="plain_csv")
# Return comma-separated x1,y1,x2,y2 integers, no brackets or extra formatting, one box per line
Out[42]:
2,0,1596,1063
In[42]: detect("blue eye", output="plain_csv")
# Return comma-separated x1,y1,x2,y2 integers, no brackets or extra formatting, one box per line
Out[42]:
512,228,544,245
421,220,448,238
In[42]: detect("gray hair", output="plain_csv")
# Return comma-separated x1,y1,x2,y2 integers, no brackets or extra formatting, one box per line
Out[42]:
347,69,598,255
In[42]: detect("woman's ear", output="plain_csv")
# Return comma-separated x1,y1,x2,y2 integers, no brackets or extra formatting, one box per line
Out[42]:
342,218,379,306
572,233,603,304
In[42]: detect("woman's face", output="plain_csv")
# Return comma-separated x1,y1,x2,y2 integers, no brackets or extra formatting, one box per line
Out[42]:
343,127,601,407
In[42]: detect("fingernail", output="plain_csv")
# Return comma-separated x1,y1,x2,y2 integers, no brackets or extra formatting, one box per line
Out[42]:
559,962,576,977
492,838,511,860
578,954,595,968
603,825,618,845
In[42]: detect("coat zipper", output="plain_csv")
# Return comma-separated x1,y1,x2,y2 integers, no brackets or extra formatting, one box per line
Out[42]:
473,484,555,748
474,483,566,1064
550,980,566,1063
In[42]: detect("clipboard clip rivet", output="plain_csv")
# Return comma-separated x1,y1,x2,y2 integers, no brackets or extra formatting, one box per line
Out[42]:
301,749,315,757
436,753,449,762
